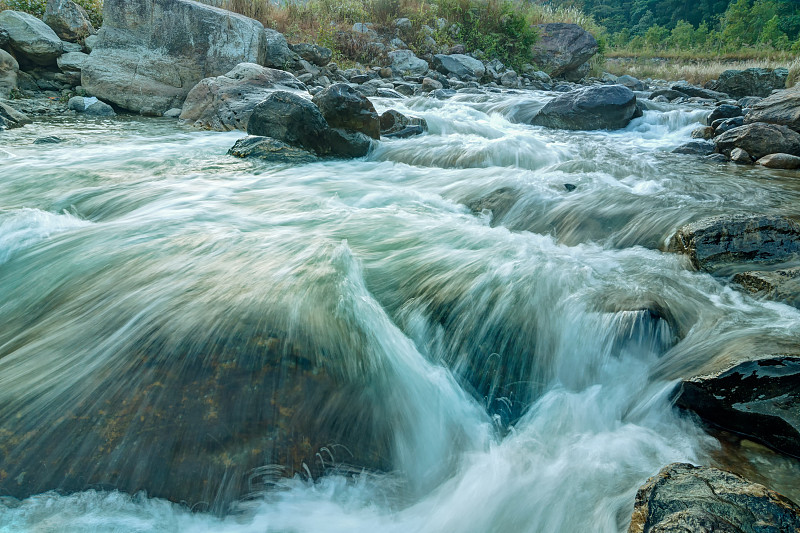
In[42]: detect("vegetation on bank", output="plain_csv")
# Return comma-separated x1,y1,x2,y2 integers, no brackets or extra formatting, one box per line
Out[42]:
0,0,102,26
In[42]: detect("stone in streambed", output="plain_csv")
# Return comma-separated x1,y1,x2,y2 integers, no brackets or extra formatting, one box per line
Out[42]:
227,135,318,164
707,104,742,125
180,63,306,131
729,147,753,164
672,141,715,156
312,83,380,139
629,463,800,533
708,67,789,99
530,85,637,131
67,95,115,116
756,153,800,169
745,86,800,133
667,214,800,273
432,53,485,80
734,267,800,309
712,116,744,136
379,109,427,139
0,49,19,99
714,123,800,160
0,101,31,130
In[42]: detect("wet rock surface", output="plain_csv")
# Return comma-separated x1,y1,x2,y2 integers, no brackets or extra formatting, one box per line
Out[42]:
714,123,800,160
312,83,380,139
734,268,800,308
668,215,800,273
228,135,319,164
629,463,800,533
531,85,638,131
676,357,800,457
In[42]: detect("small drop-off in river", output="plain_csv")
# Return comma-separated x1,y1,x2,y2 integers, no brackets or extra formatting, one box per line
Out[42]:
1,91,800,532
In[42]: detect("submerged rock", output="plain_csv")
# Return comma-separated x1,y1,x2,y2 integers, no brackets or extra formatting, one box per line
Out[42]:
464,187,522,225
180,63,306,130
667,214,800,273
82,0,265,115
0,10,63,67
714,123,800,160
676,356,800,457
227,135,318,164
629,463,800,533
530,23,597,79
531,85,637,131
734,268,800,308
745,86,800,133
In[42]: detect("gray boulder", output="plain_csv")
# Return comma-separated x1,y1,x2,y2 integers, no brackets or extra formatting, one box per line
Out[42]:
0,101,31,130
615,74,644,91
180,63,306,130
44,0,95,43
379,108,427,138
756,153,800,169
432,53,485,79
82,0,266,115
262,28,299,70
57,50,88,72
667,214,800,273
387,49,429,76
714,123,800,160
707,104,742,125
530,23,597,78
744,86,800,132
629,463,800,533
312,83,380,139
228,135,318,164
0,10,63,67
713,116,744,136
677,356,800,457
671,81,728,101
0,49,19,98
709,67,789,99
290,43,332,67
672,141,715,156
649,88,688,101
0,27,8,48
68,95,115,116
531,84,637,131
729,147,753,164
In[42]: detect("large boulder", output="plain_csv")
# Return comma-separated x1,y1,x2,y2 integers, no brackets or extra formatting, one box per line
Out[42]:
386,49,429,76
676,356,800,457
0,101,31,130
744,86,800,132
667,214,800,273
714,123,800,160
81,0,266,115
312,83,380,139
180,63,306,131
530,23,597,78
0,49,19,98
709,67,789,99
629,463,800,533
0,10,63,67
43,0,95,43
432,53,485,80
262,28,299,70
530,84,637,131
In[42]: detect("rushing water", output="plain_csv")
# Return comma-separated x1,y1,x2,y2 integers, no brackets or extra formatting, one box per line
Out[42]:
1,90,800,532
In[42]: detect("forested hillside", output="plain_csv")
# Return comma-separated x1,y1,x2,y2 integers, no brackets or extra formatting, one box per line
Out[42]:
535,0,800,51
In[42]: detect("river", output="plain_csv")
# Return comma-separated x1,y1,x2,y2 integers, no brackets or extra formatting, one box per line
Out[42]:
1,91,799,532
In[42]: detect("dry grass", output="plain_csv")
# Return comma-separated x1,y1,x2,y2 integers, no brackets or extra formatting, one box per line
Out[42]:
788,57,800,88
604,57,795,86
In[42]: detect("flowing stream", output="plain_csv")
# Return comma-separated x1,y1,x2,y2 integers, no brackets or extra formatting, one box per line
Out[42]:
1,91,800,532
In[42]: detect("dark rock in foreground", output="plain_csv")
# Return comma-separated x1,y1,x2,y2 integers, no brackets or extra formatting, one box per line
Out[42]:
708,67,789,99
668,215,800,273
676,356,800,457
228,135,318,164
714,123,800,160
629,463,800,533
312,83,380,140
531,85,637,131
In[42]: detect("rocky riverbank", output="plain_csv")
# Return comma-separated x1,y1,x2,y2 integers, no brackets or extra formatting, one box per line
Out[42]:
3,0,800,530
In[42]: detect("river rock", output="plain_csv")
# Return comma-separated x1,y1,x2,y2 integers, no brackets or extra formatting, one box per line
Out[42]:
57,50,87,73
180,63,306,131
676,356,800,457
263,28,299,70
671,82,728,101
691,126,713,139
714,123,800,160
707,104,742,125
531,23,597,79
387,49,428,76
629,463,800,533
312,83,380,139
530,85,637,131
744,86,800,133
0,10,63,67
756,153,800,169
730,147,753,164
649,89,688,101
0,49,19,98
228,135,318,164
82,0,266,115
432,54,485,80
290,43,332,67
734,267,800,308
68,95,115,116
713,116,744,136
667,214,800,273
43,0,95,43
672,141,715,155
709,68,789,99
379,108,427,138
615,74,644,91
0,100,31,129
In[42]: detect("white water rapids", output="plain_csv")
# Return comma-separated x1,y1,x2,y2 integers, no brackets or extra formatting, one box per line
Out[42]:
1,91,800,532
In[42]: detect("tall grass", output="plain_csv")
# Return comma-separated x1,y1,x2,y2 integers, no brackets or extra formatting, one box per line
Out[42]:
605,57,794,86
0,0,103,27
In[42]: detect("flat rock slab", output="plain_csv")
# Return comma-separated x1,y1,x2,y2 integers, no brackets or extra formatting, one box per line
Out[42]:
676,356,800,458
668,214,800,273
629,463,800,533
